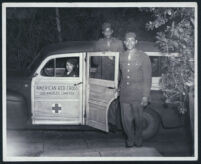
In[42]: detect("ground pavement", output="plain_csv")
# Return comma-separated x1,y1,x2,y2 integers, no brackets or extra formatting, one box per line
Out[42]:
5,127,192,158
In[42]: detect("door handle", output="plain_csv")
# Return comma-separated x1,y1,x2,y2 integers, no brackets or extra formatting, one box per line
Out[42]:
74,82,83,86
107,87,115,89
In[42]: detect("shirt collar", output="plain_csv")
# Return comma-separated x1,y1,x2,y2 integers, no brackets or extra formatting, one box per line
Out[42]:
128,48,137,53
127,49,138,56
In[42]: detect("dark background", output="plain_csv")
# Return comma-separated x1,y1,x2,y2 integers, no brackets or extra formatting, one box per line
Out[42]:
6,8,158,70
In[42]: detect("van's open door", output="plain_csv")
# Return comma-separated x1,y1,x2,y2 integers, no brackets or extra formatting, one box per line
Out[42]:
86,52,119,132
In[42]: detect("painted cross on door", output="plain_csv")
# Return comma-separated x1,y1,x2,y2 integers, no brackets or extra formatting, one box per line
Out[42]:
52,104,62,114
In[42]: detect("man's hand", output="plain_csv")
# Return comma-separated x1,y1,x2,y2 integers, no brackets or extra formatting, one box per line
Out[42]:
141,97,148,107
115,88,120,96
108,56,114,60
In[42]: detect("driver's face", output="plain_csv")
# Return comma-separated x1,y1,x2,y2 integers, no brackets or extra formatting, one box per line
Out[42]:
66,62,74,73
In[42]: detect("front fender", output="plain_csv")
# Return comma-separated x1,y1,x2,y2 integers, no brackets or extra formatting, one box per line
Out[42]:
7,90,28,129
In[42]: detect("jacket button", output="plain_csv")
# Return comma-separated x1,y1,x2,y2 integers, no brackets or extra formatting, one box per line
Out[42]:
128,63,130,66
126,82,130,85
127,69,130,72
127,76,130,79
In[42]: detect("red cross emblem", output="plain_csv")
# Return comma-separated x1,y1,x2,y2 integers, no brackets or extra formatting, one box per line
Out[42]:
52,104,62,114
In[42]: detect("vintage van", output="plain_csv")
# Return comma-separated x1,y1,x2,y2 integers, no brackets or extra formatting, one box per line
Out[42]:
6,41,185,140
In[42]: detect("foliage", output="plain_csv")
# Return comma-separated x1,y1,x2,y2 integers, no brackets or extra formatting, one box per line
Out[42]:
142,8,194,114
7,8,59,71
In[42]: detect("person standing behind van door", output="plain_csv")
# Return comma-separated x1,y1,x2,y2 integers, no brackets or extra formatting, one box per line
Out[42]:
93,22,124,80
95,22,123,52
119,32,152,147
93,22,124,132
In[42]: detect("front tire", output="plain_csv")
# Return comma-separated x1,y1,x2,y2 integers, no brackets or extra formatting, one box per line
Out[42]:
142,108,161,140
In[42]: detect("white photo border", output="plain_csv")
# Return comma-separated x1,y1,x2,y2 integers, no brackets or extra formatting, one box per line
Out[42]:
2,2,198,161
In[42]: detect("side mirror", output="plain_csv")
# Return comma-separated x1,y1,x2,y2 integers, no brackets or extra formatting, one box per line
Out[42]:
32,73,38,78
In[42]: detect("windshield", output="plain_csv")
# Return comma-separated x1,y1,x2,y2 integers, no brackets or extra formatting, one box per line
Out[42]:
25,53,45,76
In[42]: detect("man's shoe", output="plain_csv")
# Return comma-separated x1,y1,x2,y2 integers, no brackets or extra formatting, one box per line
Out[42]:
134,138,143,147
126,143,134,148
134,142,142,147
126,140,134,148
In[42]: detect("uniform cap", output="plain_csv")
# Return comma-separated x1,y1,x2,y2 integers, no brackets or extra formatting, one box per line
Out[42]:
125,32,136,39
102,22,112,31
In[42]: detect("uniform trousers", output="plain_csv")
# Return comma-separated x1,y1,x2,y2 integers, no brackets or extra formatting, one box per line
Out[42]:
120,101,143,145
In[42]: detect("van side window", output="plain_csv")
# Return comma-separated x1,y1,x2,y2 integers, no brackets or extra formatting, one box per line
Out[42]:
150,56,166,77
41,57,79,77
90,56,115,81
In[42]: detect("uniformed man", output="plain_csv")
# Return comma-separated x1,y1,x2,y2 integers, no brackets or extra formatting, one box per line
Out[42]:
95,22,124,52
119,32,152,147
93,22,124,80
93,22,124,132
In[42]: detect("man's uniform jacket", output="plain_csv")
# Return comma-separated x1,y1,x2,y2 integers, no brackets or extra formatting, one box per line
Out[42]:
119,49,152,103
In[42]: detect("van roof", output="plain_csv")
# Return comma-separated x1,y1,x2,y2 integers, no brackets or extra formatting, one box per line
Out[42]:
40,41,96,57
40,40,160,57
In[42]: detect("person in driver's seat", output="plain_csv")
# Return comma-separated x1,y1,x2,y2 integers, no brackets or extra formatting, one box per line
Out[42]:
65,58,79,77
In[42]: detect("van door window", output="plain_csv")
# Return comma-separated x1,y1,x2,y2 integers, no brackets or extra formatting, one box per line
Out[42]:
90,56,115,81
41,57,79,77
150,56,166,77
